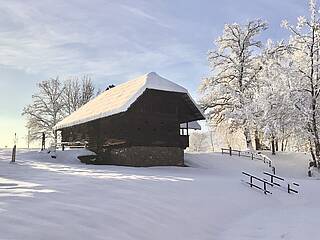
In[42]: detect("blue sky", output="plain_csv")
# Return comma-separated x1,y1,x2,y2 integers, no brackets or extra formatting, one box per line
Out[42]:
0,0,308,147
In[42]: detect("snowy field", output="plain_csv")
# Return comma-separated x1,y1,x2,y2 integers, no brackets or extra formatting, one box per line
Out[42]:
0,148,319,240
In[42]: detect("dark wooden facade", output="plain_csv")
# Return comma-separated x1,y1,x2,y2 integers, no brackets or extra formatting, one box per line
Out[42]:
59,89,204,166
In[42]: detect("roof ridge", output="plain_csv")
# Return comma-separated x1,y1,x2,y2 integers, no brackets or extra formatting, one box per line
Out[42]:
54,72,203,130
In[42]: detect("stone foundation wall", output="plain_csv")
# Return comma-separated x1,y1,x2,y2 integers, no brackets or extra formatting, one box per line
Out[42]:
98,146,184,167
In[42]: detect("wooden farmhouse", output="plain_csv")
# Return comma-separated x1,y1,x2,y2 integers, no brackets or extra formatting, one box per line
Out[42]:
53,72,205,166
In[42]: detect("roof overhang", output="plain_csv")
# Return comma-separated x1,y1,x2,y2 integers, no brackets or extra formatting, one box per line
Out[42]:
54,72,205,130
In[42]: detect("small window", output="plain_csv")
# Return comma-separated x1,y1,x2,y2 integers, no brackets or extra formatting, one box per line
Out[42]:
180,128,188,136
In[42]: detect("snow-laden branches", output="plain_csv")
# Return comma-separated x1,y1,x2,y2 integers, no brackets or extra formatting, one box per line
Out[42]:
281,0,320,162
22,75,97,143
62,75,95,115
22,77,65,142
199,19,268,149
199,0,320,161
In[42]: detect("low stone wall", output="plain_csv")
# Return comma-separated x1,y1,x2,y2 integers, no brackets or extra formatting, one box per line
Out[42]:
96,146,184,167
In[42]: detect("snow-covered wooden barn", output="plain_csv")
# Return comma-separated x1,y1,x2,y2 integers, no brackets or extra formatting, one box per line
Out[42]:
54,72,205,166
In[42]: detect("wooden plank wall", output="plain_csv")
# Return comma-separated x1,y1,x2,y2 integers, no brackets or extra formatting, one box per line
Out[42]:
61,89,200,153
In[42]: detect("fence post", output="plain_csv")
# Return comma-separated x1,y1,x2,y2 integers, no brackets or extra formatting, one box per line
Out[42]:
229,146,232,156
62,144,65,151
287,183,290,193
41,132,45,151
250,176,253,187
251,153,253,160
272,166,276,175
11,145,16,163
238,151,240,156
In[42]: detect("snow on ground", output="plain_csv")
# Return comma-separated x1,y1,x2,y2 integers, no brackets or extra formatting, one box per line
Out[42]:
263,151,310,179
0,148,318,240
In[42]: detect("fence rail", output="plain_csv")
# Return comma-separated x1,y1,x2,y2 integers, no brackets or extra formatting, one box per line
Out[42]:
263,171,299,194
222,147,272,167
242,171,273,195
53,141,88,150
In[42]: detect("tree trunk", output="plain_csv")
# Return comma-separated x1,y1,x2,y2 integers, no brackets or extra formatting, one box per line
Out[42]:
271,135,276,155
310,119,320,167
210,130,215,152
309,138,317,167
281,139,284,152
310,146,317,167
53,130,58,151
309,26,320,165
244,127,252,150
254,129,261,151
284,139,288,151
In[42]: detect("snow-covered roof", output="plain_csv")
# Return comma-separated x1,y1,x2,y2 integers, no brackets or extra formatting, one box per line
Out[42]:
54,72,204,130
180,121,201,130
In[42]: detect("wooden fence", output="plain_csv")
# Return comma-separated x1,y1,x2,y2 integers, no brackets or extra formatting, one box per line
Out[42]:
222,147,272,167
52,141,88,151
263,171,299,194
242,171,273,195
242,171,300,195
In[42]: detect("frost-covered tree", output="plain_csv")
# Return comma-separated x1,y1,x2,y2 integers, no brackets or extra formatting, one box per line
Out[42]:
256,41,296,154
23,75,96,144
200,19,268,149
22,77,65,142
80,75,95,105
63,77,81,115
282,0,320,165
62,75,95,114
189,132,208,152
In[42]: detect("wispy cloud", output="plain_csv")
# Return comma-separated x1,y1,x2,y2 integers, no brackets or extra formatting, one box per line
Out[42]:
120,4,172,29
0,0,199,81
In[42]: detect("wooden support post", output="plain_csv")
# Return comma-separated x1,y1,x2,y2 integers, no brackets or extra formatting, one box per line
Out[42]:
229,146,232,156
251,153,254,160
250,176,253,187
186,122,189,136
62,144,65,151
11,145,16,163
272,166,276,175
264,182,267,194
288,183,290,194
41,132,46,151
